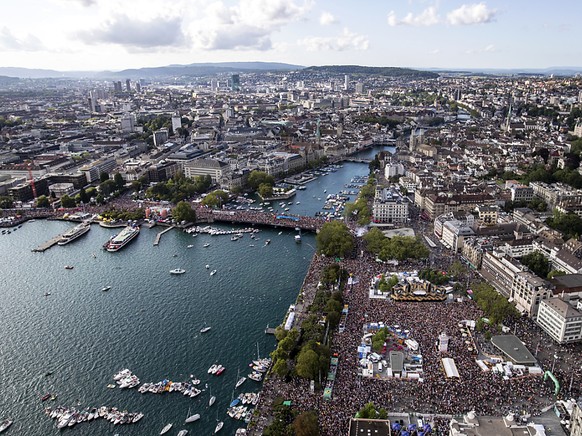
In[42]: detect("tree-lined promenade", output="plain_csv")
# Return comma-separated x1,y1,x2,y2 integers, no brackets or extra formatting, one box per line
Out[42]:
248,219,573,436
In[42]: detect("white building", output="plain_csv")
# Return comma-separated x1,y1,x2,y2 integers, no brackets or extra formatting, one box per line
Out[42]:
372,187,409,225
384,161,405,179
537,297,582,344
183,159,230,185
441,220,475,253
171,114,182,132
510,272,552,317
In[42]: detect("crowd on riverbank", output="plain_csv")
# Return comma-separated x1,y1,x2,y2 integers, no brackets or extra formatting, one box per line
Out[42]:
251,235,568,435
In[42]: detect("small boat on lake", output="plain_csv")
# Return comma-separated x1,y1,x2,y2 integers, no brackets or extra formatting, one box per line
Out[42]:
160,423,173,434
210,270,217,276
170,268,186,275
214,421,224,433
200,326,211,333
101,286,111,292
0,420,13,433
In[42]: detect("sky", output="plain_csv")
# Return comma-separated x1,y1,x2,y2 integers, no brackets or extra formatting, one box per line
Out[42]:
1,0,580,72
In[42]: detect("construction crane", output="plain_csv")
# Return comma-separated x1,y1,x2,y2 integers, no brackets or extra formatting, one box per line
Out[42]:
27,163,37,199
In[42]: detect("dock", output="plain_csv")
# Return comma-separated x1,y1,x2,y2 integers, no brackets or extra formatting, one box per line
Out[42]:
153,225,175,246
264,326,277,335
32,235,62,252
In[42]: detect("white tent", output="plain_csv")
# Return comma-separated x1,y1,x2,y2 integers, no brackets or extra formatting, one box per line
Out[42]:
442,358,460,378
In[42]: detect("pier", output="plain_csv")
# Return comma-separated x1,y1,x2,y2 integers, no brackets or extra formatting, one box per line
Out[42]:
153,225,175,246
264,326,277,335
32,235,63,252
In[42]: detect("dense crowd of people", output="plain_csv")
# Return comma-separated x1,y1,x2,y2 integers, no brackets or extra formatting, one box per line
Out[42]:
250,233,580,436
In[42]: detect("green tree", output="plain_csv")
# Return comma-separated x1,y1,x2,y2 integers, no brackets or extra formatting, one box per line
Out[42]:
114,173,125,190
272,358,288,378
172,201,196,223
0,196,13,209
520,251,550,278
258,183,274,198
201,190,229,208
99,171,110,183
60,195,76,208
248,170,274,190
295,348,320,379
448,260,466,279
358,402,377,419
99,179,118,197
35,195,50,208
293,412,319,436
78,187,89,204
315,221,354,258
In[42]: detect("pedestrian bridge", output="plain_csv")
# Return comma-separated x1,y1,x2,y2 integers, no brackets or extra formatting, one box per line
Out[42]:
195,208,325,232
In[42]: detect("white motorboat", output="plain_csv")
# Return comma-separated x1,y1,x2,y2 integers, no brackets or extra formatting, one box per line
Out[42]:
205,264,210,269
160,423,173,434
0,420,13,433
203,243,210,248
235,376,246,389
214,421,224,433
170,268,186,275
208,364,218,374
200,326,211,333
101,286,111,292
210,270,217,276
177,430,189,436
187,245,194,248
185,413,200,423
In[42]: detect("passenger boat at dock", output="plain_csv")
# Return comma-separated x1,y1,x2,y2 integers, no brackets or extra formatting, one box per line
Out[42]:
103,224,140,252
58,222,91,245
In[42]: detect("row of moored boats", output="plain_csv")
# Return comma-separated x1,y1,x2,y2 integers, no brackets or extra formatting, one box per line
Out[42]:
44,406,143,429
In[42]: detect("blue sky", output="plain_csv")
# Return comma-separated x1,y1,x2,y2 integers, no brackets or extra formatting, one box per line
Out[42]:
0,0,579,71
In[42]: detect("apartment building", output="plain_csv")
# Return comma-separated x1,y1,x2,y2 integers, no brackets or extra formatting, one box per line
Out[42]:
537,297,582,344
372,187,409,224
511,271,552,317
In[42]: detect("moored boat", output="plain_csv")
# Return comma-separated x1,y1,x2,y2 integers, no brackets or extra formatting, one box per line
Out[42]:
185,413,200,423
160,423,173,434
0,419,13,433
214,421,224,433
58,222,91,246
103,224,140,252
170,268,186,275
177,430,189,436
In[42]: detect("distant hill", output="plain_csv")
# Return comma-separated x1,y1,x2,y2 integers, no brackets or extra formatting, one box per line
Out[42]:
0,75,20,85
304,65,439,79
0,62,304,79
104,61,303,79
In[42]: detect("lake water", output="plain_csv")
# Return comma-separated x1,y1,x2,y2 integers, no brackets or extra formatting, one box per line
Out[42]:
0,146,392,435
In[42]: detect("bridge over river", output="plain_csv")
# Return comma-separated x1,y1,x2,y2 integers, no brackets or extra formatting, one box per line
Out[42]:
195,208,326,232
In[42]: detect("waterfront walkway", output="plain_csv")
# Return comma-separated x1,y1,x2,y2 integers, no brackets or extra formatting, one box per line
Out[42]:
195,208,326,232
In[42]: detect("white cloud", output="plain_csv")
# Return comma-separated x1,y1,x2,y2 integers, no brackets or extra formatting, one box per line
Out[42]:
299,28,369,52
191,0,312,51
484,44,496,52
428,49,440,55
447,3,496,25
320,11,337,26
78,15,186,49
0,27,45,51
387,6,439,27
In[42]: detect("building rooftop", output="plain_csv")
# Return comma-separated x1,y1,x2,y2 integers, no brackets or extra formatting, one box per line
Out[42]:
348,418,391,436
542,297,582,319
490,335,537,365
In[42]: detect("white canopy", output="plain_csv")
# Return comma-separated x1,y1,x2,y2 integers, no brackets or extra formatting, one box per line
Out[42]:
442,358,460,378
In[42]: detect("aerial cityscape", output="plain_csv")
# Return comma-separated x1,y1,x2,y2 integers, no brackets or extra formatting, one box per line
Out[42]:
1,1,582,436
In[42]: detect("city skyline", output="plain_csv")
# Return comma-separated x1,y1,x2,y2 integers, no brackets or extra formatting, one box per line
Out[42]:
1,0,581,72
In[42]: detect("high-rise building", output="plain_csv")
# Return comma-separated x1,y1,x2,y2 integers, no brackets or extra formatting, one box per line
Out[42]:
355,82,364,94
171,113,182,132
344,74,349,90
125,79,131,92
120,114,135,133
113,81,122,93
210,79,218,92
153,128,169,146
231,74,240,91
135,82,141,93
